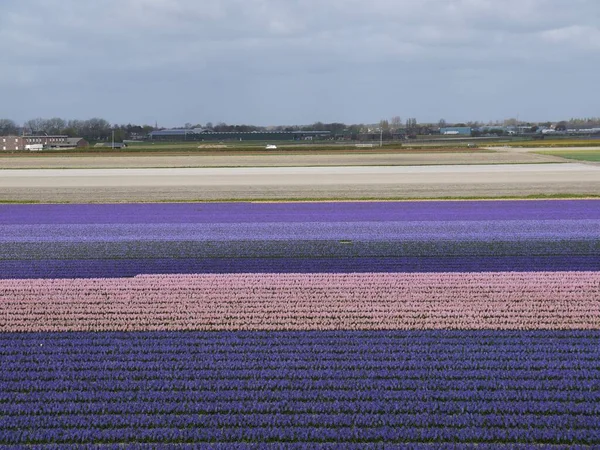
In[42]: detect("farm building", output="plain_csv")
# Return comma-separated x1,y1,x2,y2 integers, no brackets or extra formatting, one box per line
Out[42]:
148,129,332,142
440,127,472,136
1,135,88,151
1,136,23,151
46,138,89,149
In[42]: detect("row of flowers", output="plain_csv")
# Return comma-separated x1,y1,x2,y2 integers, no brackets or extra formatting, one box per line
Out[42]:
2,425,597,446
3,239,598,260
3,256,600,279
2,219,599,243
3,200,597,225
0,331,598,446
2,273,598,332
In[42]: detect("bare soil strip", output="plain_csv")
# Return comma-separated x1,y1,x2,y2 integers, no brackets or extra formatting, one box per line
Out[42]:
1,164,598,203
0,151,561,169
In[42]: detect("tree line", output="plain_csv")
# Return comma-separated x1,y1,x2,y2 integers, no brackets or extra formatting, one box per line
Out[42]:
2,116,599,143
0,118,154,142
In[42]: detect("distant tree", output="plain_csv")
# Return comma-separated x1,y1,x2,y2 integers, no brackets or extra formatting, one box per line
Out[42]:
86,118,111,140
24,118,46,135
44,118,66,135
379,119,390,131
326,123,347,134
555,121,568,131
347,124,362,139
0,119,19,135
61,127,78,137
503,118,519,127
391,116,402,131
213,122,229,132
184,123,193,129
109,127,126,142
406,118,418,132
438,119,447,128
205,122,213,130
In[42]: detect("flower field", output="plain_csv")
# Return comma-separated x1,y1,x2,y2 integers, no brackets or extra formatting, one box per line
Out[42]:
1,200,599,447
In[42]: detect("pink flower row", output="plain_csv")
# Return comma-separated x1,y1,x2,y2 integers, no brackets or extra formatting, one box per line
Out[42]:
1,272,599,332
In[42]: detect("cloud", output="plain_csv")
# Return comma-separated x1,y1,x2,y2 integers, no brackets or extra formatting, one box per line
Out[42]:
540,25,600,50
0,0,598,125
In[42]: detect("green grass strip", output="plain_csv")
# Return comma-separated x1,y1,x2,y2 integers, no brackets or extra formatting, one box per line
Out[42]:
2,193,600,205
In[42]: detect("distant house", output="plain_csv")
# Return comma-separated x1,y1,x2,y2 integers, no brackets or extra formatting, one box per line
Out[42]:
1,136,23,151
1,135,88,151
94,142,127,149
440,127,472,136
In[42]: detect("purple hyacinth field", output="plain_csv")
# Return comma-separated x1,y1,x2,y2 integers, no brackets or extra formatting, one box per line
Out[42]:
1,199,600,448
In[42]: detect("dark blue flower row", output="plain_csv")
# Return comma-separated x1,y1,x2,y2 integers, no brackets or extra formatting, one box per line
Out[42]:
3,239,598,260
1,331,599,446
2,255,599,279
11,444,593,450
16,443,594,450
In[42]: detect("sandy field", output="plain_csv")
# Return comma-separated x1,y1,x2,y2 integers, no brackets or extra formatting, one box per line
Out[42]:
0,150,563,169
1,163,598,202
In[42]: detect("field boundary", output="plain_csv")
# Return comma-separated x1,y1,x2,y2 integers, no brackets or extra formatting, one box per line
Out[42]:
2,193,600,205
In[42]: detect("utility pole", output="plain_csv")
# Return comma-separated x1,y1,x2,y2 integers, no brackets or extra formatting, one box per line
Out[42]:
380,128,383,147
112,130,115,150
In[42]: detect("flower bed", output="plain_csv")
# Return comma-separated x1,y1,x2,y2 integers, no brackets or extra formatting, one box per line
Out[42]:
1,200,599,447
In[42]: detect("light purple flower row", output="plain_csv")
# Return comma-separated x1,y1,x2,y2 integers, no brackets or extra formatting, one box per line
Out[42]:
1,200,599,225
1,219,598,242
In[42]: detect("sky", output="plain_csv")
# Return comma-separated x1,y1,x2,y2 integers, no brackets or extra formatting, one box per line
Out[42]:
1,0,599,127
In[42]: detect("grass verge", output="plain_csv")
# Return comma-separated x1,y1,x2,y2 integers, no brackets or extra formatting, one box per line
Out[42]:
2,194,600,205
534,150,600,162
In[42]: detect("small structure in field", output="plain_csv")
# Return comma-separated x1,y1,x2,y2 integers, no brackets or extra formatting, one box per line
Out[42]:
94,142,128,150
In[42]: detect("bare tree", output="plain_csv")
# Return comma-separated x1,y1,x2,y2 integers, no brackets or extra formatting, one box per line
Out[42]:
406,118,418,132
0,119,19,136
24,118,46,135
390,116,402,131
44,118,66,135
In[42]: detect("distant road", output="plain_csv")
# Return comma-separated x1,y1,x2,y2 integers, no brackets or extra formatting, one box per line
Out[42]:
1,164,599,202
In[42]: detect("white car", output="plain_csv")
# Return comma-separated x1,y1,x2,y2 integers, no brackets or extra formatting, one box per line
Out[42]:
266,145,278,150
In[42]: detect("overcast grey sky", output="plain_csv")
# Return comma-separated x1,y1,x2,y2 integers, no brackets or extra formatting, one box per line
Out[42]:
1,0,599,126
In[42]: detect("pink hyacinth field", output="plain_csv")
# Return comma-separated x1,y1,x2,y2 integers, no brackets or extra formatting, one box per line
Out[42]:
2,272,599,332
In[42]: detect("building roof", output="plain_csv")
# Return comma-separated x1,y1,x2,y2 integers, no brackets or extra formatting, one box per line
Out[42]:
93,142,127,148
65,138,86,145
149,129,331,137
23,135,68,139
